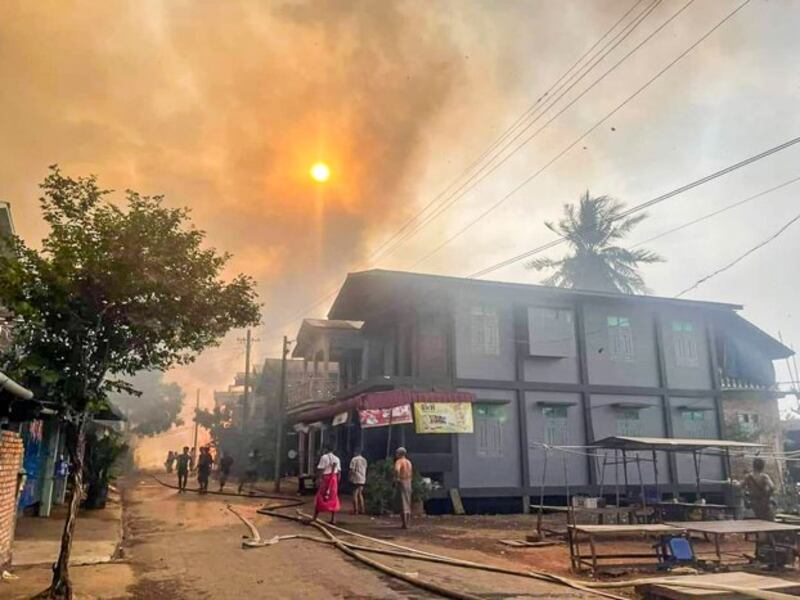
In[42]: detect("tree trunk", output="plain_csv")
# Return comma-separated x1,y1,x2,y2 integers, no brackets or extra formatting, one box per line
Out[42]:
49,417,87,600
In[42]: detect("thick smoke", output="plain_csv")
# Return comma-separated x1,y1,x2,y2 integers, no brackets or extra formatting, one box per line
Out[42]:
0,0,468,375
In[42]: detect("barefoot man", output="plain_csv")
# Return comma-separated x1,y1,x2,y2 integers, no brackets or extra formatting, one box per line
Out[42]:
394,447,413,529
349,448,367,515
314,445,341,524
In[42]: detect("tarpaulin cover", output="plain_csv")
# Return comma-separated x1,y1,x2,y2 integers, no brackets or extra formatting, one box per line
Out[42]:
293,390,475,423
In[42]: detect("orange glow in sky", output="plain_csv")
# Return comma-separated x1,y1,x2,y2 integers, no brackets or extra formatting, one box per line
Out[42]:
309,162,331,183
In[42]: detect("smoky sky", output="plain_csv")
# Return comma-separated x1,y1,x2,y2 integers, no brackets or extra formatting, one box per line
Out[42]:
3,0,800,455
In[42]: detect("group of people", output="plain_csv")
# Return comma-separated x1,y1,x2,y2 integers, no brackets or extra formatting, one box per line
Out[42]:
166,443,416,528
166,446,236,494
313,446,414,529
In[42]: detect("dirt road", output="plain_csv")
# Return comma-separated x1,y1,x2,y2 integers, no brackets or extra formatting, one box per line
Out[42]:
6,476,590,598
122,475,585,599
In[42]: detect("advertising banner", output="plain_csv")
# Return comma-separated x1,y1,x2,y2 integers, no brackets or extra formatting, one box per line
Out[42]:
358,404,413,429
414,402,474,434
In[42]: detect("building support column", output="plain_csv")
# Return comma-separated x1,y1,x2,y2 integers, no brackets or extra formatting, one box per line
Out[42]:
575,301,597,487
513,306,531,511
654,315,678,496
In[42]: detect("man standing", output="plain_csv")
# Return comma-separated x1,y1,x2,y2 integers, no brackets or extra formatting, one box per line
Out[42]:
394,447,413,529
744,457,776,520
238,448,260,495
313,445,341,524
219,451,234,492
176,446,191,493
197,447,213,494
348,448,367,515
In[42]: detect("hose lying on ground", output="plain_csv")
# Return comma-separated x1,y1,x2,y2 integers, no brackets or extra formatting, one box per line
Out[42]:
152,476,795,600
254,505,799,600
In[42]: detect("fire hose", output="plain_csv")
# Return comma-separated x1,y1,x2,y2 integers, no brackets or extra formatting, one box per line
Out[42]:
151,476,795,600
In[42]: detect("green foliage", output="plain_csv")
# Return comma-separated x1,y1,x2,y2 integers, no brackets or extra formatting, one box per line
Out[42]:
108,370,184,436
363,458,429,515
527,191,662,294
0,165,261,418
195,405,233,446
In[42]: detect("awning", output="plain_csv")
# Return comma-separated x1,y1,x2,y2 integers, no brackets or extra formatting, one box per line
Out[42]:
292,390,475,424
592,435,764,451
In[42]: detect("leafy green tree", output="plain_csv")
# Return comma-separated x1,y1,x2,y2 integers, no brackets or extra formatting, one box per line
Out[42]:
528,191,662,294
109,370,185,437
195,404,233,447
0,166,260,599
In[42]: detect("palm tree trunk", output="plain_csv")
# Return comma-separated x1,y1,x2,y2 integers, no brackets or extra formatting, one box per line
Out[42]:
48,416,87,600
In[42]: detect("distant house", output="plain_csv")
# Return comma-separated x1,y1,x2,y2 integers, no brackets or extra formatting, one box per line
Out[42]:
288,269,792,511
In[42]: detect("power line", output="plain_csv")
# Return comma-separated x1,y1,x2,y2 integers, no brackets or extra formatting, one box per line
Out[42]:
675,210,800,297
366,0,654,263
630,175,800,248
414,0,752,271
372,0,671,264
468,134,800,279
233,0,672,339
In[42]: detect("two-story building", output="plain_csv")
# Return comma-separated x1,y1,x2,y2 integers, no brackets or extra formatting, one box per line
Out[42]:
288,269,791,512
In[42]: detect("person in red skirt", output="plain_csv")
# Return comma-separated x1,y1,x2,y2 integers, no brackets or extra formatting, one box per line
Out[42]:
313,445,341,524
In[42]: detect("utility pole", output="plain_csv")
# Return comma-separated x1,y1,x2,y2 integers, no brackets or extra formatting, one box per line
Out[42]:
239,329,254,433
192,389,200,469
273,335,291,492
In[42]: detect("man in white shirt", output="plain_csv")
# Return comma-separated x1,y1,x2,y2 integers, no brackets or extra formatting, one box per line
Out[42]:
314,445,342,523
348,448,368,515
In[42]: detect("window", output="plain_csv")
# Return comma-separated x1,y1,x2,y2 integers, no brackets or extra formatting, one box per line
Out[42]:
672,320,699,368
681,409,710,438
528,307,575,357
543,405,568,446
616,408,642,436
470,305,500,356
737,412,760,434
475,404,506,458
607,316,634,362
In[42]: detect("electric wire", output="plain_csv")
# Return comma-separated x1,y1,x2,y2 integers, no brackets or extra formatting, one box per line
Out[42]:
675,209,800,297
414,0,753,272
468,132,800,278
630,174,800,248
368,0,664,264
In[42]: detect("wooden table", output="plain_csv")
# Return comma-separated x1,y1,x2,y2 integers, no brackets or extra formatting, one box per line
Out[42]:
568,523,686,575
531,504,651,529
653,502,733,522
634,571,800,599
666,519,800,564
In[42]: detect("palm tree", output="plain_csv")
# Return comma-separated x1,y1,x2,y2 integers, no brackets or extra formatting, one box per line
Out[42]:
527,191,662,294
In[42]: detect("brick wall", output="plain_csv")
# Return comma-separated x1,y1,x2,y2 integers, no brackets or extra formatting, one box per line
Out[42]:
720,393,782,484
0,429,24,570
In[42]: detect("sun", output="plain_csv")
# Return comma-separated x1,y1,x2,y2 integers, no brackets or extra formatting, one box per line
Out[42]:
309,162,331,183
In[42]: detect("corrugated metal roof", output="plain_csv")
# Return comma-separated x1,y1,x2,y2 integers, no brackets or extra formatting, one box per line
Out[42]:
329,269,744,320
592,435,763,450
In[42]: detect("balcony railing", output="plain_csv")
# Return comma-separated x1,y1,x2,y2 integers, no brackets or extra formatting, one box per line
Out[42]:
719,374,776,391
287,376,339,407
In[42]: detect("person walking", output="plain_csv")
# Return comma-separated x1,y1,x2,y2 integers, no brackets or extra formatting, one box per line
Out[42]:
197,446,213,494
218,451,234,492
176,446,191,493
348,448,367,515
744,457,776,521
165,450,176,474
313,445,341,524
238,448,260,495
394,447,413,529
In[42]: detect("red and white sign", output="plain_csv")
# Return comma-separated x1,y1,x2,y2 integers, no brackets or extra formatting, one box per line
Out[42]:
358,404,413,429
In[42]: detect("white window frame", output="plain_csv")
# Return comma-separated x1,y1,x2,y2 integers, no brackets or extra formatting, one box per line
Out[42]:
607,316,634,362
470,305,500,356
672,320,699,368
475,404,505,458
